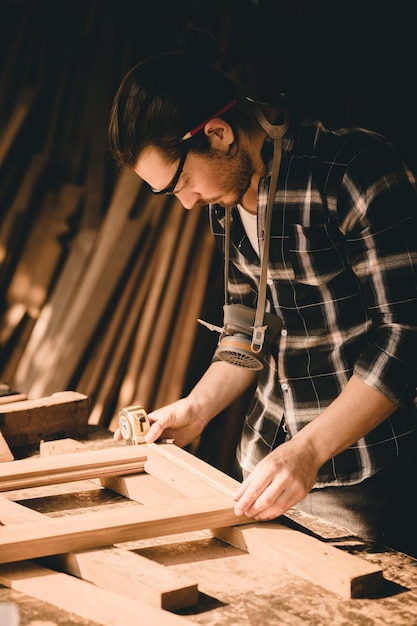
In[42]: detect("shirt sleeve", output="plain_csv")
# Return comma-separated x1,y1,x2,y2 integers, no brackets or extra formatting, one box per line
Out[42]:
339,140,417,405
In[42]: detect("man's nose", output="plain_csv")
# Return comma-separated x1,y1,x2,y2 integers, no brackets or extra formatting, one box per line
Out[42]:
175,190,201,210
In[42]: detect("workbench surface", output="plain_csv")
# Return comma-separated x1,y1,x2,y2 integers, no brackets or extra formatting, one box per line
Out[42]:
0,432,416,626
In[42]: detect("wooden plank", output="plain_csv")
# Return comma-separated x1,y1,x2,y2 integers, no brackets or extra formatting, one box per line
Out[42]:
0,561,190,626
212,523,384,599
3,437,385,599
131,202,200,410
13,226,96,391
154,218,216,408
142,443,239,499
0,445,146,491
0,495,252,564
0,393,27,405
14,168,143,397
0,432,13,462
40,438,184,504
0,497,198,611
84,200,167,426
6,184,83,317
0,391,89,448
0,87,39,168
0,152,49,293
50,548,198,611
132,443,385,600
113,197,185,412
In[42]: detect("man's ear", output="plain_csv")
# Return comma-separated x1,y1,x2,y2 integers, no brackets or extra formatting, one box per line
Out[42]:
204,118,235,153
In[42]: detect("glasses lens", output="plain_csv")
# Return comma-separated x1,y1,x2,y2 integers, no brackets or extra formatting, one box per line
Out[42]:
151,151,187,195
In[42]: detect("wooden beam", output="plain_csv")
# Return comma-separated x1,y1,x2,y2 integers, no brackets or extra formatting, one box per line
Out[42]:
0,87,39,168
0,152,49,295
40,438,185,504
14,168,143,397
6,184,83,317
0,445,146,491
0,432,13,462
0,393,27,405
0,497,198,611
3,437,387,599
154,218,216,408
50,548,198,611
0,391,89,448
212,523,384,599
0,561,190,626
0,495,252,564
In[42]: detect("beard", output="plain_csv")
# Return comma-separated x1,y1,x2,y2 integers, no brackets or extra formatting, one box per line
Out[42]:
209,147,255,209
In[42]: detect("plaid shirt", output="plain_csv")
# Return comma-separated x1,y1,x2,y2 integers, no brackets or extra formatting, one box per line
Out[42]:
208,119,417,486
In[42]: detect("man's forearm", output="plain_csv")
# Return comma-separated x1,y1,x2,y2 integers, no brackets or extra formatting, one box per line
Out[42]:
188,360,257,426
293,374,398,468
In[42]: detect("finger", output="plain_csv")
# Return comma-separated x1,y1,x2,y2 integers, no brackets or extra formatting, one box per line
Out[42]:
113,427,122,441
249,482,303,521
144,420,165,443
234,481,266,516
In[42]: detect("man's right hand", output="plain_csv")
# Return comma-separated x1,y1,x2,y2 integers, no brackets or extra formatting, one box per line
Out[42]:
113,397,207,448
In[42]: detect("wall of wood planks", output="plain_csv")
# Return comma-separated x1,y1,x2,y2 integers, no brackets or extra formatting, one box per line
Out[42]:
0,0,415,473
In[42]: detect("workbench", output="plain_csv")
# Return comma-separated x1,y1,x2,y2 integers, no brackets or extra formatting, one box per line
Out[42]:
0,428,416,626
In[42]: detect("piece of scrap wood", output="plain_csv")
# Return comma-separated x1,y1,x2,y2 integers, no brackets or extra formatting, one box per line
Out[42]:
0,87,39,168
0,495,252,564
0,445,146,491
0,432,14,462
0,391,89,448
0,561,190,626
21,169,144,399
50,548,198,611
0,394,27,406
40,437,185,504
0,496,198,611
212,523,384,599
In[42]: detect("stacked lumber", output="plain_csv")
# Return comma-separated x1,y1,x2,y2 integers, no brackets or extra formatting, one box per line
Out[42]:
0,1,223,434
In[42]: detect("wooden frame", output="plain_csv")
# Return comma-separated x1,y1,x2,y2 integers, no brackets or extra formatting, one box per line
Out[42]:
0,439,385,605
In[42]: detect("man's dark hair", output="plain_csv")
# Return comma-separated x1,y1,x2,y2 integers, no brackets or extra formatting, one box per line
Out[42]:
108,39,258,169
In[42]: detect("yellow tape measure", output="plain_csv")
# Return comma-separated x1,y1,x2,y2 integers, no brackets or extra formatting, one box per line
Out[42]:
118,405,150,445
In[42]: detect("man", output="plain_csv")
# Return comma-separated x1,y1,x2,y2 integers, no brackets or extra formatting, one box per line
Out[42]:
108,44,417,557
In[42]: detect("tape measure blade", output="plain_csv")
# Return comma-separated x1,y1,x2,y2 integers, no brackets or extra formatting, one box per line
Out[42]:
144,443,240,499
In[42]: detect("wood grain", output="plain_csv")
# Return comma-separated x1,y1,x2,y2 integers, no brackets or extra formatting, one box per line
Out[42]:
0,494,251,563
0,561,189,626
0,496,198,611
0,445,146,490
213,523,384,599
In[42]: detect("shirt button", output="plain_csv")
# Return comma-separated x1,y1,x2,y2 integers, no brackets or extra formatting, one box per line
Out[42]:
281,329,288,337
281,383,289,391
267,278,273,285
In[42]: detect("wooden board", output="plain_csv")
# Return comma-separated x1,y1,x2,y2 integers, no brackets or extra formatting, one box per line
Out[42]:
0,432,13,462
0,439,385,600
0,391,89,448
0,445,146,490
0,494,250,564
0,497,198,611
0,561,189,626
213,523,383,599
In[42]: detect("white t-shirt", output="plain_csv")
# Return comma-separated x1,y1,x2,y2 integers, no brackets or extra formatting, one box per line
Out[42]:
237,205,259,255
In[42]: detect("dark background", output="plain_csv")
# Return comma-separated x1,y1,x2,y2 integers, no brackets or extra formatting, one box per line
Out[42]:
1,0,416,171
0,0,416,470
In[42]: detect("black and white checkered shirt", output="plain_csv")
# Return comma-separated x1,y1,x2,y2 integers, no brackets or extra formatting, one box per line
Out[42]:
208,119,417,486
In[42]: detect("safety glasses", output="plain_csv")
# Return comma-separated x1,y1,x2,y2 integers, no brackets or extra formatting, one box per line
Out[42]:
150,99,237,196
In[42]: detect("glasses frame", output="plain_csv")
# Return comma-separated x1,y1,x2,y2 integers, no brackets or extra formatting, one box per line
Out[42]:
150,99,238,196
150,150,188,195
